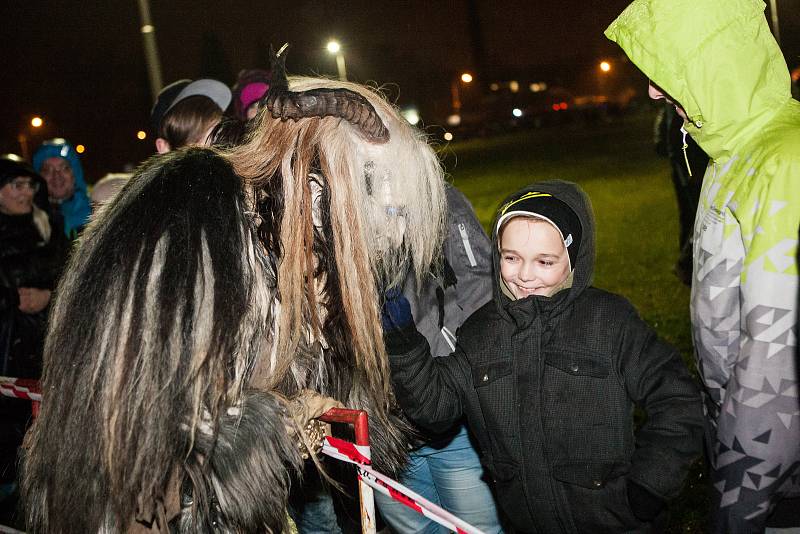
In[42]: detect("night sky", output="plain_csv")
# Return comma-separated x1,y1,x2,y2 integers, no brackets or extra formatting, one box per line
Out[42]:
3,0,799,181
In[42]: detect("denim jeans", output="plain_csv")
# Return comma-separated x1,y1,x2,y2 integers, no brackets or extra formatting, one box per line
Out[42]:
375,424,504,534
289,467,344,534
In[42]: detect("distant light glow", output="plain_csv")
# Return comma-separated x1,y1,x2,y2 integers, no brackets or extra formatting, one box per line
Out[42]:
137,130,147,140
529,82,547,93
600,61,611,73
31,117,43,128
489,83,499,91
326,40,341,54
141,24,154,34
446,114,461,126
460,73,473,83
76,144,85,154
443,132,454,141
509,80,520,93
401,108,420,126
512,108,523,118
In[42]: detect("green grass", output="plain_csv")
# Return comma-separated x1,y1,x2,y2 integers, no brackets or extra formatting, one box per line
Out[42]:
440,111,709,532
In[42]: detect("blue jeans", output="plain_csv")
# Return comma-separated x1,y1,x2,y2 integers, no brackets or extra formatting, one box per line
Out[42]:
375,425,504,534
289,468,344,534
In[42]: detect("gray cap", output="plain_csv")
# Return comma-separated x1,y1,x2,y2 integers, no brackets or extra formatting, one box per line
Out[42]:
165,79,232,115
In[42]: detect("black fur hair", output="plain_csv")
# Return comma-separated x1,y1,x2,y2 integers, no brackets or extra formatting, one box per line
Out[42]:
22,148,289,532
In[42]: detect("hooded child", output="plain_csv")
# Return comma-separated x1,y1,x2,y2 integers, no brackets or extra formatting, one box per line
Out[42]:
384,180,704,533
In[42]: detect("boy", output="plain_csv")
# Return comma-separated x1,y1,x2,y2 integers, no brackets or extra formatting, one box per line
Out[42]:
384,180,704,533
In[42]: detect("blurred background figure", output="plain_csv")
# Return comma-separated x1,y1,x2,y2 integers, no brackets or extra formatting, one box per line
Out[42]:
150,78,232,153
0,155,68,527
90,172,131,212
32,139,91,241
653,103,709,286
231,69,271,121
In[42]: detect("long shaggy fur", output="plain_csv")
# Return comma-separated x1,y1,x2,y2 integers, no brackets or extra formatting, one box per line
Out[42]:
22,149,283,533
181,390,302,533
22,77,446,532
229,77,447,474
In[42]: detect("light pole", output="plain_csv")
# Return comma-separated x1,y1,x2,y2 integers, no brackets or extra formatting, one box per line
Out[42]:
18,116,44,160
137,0,164,100
768,0,781,48
326,40,347,82
451,72,473,113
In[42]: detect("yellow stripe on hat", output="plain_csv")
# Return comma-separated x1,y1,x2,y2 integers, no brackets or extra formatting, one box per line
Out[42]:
499,191,552,215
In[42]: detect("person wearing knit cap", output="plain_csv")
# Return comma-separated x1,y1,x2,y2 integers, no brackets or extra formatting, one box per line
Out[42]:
231,69,271,121
32,138,91,240
150,78,232,153
384,180,703,533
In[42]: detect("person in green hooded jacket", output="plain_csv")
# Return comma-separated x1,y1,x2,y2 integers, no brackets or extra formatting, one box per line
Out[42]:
606,1,800,532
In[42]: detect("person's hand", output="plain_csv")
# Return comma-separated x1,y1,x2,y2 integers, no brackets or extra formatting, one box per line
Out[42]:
18,287,51,314
286,389,344,460
381,286,413,332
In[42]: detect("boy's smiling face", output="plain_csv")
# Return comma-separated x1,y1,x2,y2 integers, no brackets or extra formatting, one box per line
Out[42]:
500,217,570,299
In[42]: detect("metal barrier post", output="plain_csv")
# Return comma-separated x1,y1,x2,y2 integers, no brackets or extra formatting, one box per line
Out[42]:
319,407,376,534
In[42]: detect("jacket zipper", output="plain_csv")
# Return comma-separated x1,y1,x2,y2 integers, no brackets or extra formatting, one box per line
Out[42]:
458,223,477,267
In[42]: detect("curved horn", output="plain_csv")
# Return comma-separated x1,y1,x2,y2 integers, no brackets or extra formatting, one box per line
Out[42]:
265,88,390,144
263,43,390,143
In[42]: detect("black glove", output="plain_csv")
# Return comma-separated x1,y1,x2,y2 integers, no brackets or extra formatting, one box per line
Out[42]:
381,286,413,332
626,479,665,522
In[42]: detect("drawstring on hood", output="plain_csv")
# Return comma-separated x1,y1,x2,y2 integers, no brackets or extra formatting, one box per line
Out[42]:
680,126,693,177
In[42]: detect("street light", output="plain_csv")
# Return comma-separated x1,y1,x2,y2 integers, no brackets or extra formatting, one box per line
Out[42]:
600,61,612,73
19,116,46,160
326,40,347,81
451,71,475,114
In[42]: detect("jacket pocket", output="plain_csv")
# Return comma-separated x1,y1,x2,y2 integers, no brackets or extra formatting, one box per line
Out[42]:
552,461,628,489
488,459,538,528
553,462,643,532
472,360,516,436
472,359,512,386
544,347,610,378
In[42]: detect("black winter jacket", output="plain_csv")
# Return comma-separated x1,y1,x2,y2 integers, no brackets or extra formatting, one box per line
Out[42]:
387,180,704,533
0,211,68,378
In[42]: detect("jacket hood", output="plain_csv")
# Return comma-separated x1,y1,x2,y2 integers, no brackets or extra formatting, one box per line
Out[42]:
32,138,91,236
491,180,595,319
605,0,793,161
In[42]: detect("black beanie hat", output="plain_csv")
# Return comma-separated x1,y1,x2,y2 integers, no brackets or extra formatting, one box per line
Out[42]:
0,155,41,188
496,190,582,270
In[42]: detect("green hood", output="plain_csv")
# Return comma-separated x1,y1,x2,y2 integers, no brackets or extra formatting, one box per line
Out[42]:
605,0,793,161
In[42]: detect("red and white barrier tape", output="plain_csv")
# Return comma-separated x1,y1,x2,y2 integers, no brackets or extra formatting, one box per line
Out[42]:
322,436,486,534
0,377,41,402
0,380,482,533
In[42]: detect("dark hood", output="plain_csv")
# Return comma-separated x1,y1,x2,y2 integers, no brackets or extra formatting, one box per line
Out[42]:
490,180,595,321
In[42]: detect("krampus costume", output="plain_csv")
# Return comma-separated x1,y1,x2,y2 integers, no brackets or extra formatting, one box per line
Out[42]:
21,48,447,533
